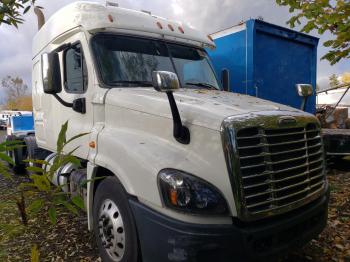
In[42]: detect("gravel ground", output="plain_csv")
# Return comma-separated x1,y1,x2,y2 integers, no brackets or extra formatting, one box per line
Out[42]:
0,129,349,261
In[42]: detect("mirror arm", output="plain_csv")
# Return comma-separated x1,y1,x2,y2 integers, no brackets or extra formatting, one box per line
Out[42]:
52,94,73,108
222,69,230,92
166,91,190,144
301,97,308,111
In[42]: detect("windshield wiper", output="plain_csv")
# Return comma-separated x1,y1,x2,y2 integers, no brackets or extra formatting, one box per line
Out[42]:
185,82,218,90
109,80,153,87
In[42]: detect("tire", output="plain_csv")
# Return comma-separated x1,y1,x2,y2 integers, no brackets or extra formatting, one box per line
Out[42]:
23,135,37,168
23,136,51,172
93,176,139,262
6,135,25,173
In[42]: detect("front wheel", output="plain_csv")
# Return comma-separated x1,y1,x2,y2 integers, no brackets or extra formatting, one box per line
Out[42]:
93,177,139,262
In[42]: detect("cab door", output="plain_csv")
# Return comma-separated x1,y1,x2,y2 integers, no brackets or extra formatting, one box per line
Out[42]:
55,33,94,159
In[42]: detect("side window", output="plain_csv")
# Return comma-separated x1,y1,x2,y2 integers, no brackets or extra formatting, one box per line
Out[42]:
64,43,88,93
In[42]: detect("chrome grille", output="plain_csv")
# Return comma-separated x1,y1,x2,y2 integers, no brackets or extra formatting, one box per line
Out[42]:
237,123,324,214
221,112,327,221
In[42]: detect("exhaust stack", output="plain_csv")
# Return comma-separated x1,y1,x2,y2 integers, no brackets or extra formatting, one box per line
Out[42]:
34,7,45,30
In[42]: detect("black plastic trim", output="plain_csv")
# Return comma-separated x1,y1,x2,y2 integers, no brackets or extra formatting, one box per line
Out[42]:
129,192,328,262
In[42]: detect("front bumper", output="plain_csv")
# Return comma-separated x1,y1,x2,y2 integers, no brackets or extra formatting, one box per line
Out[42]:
129,192,329,262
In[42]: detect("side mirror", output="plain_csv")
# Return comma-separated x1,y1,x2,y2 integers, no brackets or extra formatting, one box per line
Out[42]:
296,84,313,97
42,52,62,94
152,71,190,145
222,69,230,92
296,84,313,111
152,71,180,92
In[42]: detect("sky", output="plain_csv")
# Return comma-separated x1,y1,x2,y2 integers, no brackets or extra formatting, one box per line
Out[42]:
0,0,348,96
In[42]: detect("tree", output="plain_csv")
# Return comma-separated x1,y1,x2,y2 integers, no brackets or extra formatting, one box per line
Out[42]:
341,72,350,84
276,0,350,65
329,73,340,88
0,0,36,28
1,76,29,108
7,95,33,111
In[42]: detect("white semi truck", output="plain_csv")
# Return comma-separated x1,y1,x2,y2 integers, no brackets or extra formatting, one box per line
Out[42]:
11,2,329,261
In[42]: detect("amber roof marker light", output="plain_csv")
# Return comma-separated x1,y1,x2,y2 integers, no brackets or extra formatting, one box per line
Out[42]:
168,24,174,31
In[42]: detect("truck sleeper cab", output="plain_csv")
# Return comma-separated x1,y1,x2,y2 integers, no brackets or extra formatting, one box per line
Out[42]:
27,2,328,261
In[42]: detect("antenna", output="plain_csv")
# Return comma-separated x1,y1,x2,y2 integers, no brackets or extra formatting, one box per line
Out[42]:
106,1,119,7
34,6,45,30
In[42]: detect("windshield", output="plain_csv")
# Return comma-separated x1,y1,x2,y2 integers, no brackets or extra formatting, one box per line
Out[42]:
92,34,220,89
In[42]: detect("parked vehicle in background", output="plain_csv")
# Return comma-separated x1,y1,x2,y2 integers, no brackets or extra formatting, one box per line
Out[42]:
316,85,350,157
6,113,35,138
0,112,10,129
208,19,350,158
1,111,20,129
0,110,33,129
8,3,329,261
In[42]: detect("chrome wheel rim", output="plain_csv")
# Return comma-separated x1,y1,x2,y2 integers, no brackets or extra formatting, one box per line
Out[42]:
98,199,126,261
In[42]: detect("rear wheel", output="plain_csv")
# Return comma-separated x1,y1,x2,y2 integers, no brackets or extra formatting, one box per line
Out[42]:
23,136,50,172
93,176,139,262
6,135,25,173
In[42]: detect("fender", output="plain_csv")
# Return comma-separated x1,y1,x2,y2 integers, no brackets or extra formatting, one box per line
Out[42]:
89,105,236,224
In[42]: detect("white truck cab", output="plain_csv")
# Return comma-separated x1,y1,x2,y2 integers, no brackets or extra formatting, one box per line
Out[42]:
25,2,329,261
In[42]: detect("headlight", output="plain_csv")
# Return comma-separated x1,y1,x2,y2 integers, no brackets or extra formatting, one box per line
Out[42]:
158,169,228,215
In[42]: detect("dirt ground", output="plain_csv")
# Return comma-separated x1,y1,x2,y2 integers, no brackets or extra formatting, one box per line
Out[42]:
0,172,99,261
0,156,349,261
286,158,350,262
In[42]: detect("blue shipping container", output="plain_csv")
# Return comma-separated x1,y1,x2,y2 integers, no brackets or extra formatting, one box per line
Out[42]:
208,19,319,114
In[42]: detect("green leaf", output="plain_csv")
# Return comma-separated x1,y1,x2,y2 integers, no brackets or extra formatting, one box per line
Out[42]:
302,21,317,33
324,40,334,47
1,20,11,25
65,132,90,146
66,146,81,156
17,182,36,190
62,155,81,167
23,159,50,166
23,5,30,14
27,199,44,213
0,145,25,152
48,206,57,224
71,195,85,210
0,165,12,180
55,200,79,215
79,176,107,187
0,140,23,147
57,121,68,152
30,174,51,191
0,152,14,165
26,166,45,174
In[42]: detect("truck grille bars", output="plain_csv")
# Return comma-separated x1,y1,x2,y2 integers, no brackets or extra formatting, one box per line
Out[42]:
221,112,327,221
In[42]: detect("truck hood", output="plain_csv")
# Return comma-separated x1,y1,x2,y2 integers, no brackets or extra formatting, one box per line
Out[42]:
105,88,300,130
